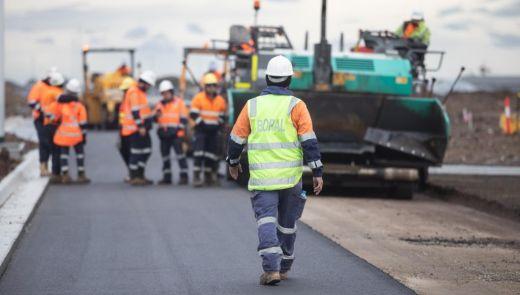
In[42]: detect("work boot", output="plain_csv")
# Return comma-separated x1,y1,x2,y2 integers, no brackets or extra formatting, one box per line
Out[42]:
259,272,281,286
61,173,72,184
178,173,189,185
40,163,51,177
211,171,220,186
204,171,213,186
49,174,62,184
193,171,204,187
129,177,147,186
76,172,91,184
157,175,172,185
280,271,289,281
138,168,153,185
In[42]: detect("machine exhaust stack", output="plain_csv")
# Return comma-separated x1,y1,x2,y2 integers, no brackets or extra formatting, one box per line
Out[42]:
304,31,309,50
340,32,345,52
313,0,332,90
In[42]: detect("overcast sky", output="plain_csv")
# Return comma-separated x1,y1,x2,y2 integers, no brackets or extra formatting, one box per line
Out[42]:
5,0,520,84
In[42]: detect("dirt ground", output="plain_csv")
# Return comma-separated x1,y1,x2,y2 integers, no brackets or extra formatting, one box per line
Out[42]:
301,191,520,295
443,92,520,166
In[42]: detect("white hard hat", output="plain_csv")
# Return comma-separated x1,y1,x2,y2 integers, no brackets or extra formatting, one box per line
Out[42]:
49,72,65,86
65,78,81,94
159,80,174,93
45,67,58,79
139,70,156,87
411,11,424,21
265,55,293,80
209,61,218,72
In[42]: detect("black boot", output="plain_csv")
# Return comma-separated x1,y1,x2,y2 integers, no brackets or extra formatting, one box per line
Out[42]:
158,174,172,185
178,173,189,185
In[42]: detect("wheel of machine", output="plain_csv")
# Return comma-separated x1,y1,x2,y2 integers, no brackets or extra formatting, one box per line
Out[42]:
418,167,429,191
389,184,414,200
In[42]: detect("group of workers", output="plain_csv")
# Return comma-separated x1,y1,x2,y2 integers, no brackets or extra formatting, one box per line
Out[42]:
116,71,227,186
27,69,90,184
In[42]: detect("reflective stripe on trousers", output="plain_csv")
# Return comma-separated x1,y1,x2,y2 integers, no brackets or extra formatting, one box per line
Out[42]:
251,182,305,272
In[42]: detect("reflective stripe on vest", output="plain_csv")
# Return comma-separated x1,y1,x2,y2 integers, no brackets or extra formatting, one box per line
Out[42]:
246,94,303,191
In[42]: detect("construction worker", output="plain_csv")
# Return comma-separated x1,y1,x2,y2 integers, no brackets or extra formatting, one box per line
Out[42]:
41,72,65,182
48,79,90,184
189,73,227,187
117,77,136,182
154,80,189,185
226,55,323,285
396,11,430,77
27,68,57,176
120,71,156,185
396,11,431,46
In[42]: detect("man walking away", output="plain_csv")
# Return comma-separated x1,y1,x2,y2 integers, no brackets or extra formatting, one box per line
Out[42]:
190,73,227,187
226,55,324,285
154,80,189,185
118,77,136,182
120,71,156,185
48,79,90,184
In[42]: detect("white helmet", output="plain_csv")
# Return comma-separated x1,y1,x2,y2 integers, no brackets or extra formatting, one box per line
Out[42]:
209,61,218,72
65,78,81,94
49,72,65,86
45,66,58,79
159,80,174,93
139,70,156,87
411,11,424,21
265,55,293,82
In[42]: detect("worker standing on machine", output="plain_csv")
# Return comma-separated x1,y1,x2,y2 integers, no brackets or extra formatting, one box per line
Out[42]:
154,80,189,185
396,10,430,75
396,11,431,46
189,73,227,187
48,79,90,184
226,55,323,285
26,68,58,176
120,71,156,185
117,77,136,182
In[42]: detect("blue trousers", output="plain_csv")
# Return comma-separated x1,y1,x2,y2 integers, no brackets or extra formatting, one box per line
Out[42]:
251,182,306,272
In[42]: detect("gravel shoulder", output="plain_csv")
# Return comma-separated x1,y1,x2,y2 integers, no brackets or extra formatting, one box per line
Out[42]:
301,192,520,295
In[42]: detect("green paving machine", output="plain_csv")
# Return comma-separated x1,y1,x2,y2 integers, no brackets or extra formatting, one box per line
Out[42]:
183,0,452,197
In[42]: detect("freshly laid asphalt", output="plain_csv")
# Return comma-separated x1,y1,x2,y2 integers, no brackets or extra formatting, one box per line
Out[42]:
0,131,413,294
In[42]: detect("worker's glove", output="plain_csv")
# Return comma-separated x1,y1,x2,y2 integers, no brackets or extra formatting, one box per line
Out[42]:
82,133,87,144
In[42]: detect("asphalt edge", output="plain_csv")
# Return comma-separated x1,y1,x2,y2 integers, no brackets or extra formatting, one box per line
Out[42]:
298,218,417,294
0,150,50,279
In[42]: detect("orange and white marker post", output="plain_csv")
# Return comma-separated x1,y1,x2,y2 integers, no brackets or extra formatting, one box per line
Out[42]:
504,96,512,135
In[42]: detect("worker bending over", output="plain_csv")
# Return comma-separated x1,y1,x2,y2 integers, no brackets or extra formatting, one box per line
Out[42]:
120,71,156,185
226,55,324,285
27,70,64,177
48,79,90,184
117,77,136,182
154,80,189,185
189,73,227,187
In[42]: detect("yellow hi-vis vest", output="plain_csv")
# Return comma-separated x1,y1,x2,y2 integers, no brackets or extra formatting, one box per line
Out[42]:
247,94,303,191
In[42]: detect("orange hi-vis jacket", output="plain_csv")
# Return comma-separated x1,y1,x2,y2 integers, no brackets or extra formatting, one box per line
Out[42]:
27,80,51,119
51,101,88,147
120,86,152,136
30,83,62,124
154,97,188,128
190,92,227,126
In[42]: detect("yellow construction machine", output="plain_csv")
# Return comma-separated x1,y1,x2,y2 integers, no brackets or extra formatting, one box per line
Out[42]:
81,45,137,129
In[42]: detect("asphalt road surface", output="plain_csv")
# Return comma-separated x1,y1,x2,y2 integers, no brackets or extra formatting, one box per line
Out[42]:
0,131,412,294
